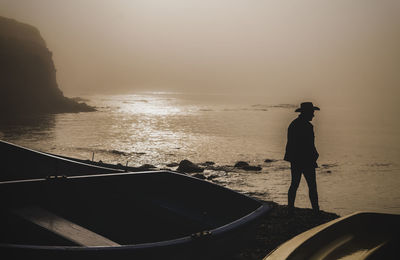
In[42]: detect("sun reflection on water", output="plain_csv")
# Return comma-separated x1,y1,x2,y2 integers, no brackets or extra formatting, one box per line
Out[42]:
114,95,187,116
2,93,400,216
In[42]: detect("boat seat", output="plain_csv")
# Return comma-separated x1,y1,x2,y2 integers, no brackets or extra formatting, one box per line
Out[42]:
11,206,120,247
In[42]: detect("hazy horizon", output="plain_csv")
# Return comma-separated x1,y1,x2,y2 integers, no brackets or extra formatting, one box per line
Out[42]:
1,0,399,110
1,0,400,219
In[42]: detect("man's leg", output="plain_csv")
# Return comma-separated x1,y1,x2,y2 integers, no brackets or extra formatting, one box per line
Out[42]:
288,163,302,211
303,167,319,212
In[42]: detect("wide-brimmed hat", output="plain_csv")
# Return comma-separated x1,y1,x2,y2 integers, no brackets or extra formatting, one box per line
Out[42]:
295,102,320,112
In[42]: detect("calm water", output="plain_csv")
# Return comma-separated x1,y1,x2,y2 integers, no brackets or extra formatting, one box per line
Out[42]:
1,92,399,216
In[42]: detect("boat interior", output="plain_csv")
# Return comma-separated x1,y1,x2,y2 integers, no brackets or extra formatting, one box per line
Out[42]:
0,171,261,247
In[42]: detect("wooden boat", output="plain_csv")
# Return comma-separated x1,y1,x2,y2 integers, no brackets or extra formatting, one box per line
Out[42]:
0,140,122,181
263,211,400,260
0,140,271,259
0,140,174,179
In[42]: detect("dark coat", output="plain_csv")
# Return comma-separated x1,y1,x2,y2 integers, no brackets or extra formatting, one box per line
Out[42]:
284,116,319,168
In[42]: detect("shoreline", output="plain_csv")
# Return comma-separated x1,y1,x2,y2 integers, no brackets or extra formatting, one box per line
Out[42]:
61,158,342,259
0,140,342,259
231,201,340,260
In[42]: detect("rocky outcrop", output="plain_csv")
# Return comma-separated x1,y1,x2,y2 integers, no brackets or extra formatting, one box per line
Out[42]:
231,201,340,260
177,159,204,173
234,161,251,168
166,162,179,167
234,161,262,171
0,16,94,116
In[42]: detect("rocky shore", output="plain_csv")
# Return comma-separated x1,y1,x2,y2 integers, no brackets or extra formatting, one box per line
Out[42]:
83,158,340,259
230,201,340,259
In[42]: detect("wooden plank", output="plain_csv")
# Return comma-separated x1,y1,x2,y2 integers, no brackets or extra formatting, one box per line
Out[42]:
12,206,120,247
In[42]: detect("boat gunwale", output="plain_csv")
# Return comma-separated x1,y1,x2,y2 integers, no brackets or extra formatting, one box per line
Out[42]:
0,140,124,175
0,203,269,251
0,170,271,252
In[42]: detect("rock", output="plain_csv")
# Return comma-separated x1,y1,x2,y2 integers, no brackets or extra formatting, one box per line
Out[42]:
177,160,204,173
199,161,215,166
138,164,157,170
243,165,262,171
234,161,262,171
234,161,250,168
209,165,234,172
111,150,128,156
264,159,277,163
206,174,219,180
71,97,89,102
0,16,95,115
192,173,206,180
321,163,338,169
166,162,179,167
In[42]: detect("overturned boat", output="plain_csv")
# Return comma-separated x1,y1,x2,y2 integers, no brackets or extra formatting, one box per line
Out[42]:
0,140,271,259
264,211,400,260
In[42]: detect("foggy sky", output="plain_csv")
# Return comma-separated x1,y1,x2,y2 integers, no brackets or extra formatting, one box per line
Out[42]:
1,0,399,107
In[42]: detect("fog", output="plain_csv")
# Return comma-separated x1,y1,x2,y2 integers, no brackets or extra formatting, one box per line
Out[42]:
1,0,399,108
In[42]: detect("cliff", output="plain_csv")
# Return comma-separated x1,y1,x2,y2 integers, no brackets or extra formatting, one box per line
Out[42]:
0,16,95,115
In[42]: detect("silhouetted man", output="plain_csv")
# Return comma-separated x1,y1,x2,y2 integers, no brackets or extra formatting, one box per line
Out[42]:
284,102,320,215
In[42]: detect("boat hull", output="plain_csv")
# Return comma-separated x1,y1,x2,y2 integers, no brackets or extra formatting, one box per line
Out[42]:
0,140,120,181
264,211,400,260
0,170,270,259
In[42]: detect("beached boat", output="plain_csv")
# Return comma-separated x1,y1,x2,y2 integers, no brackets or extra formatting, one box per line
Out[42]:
0,140,271,259
0,139,163,181
0,140,122,181
263,211,400,260
0,171,270,259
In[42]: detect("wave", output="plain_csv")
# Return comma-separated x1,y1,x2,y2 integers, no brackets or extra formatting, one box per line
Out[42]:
75,147,145,157
367,162,392,167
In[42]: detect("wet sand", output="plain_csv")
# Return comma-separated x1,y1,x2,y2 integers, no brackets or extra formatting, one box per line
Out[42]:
230,201,340,260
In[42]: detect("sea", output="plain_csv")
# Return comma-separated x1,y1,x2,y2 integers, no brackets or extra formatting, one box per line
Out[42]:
1,92,399,216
